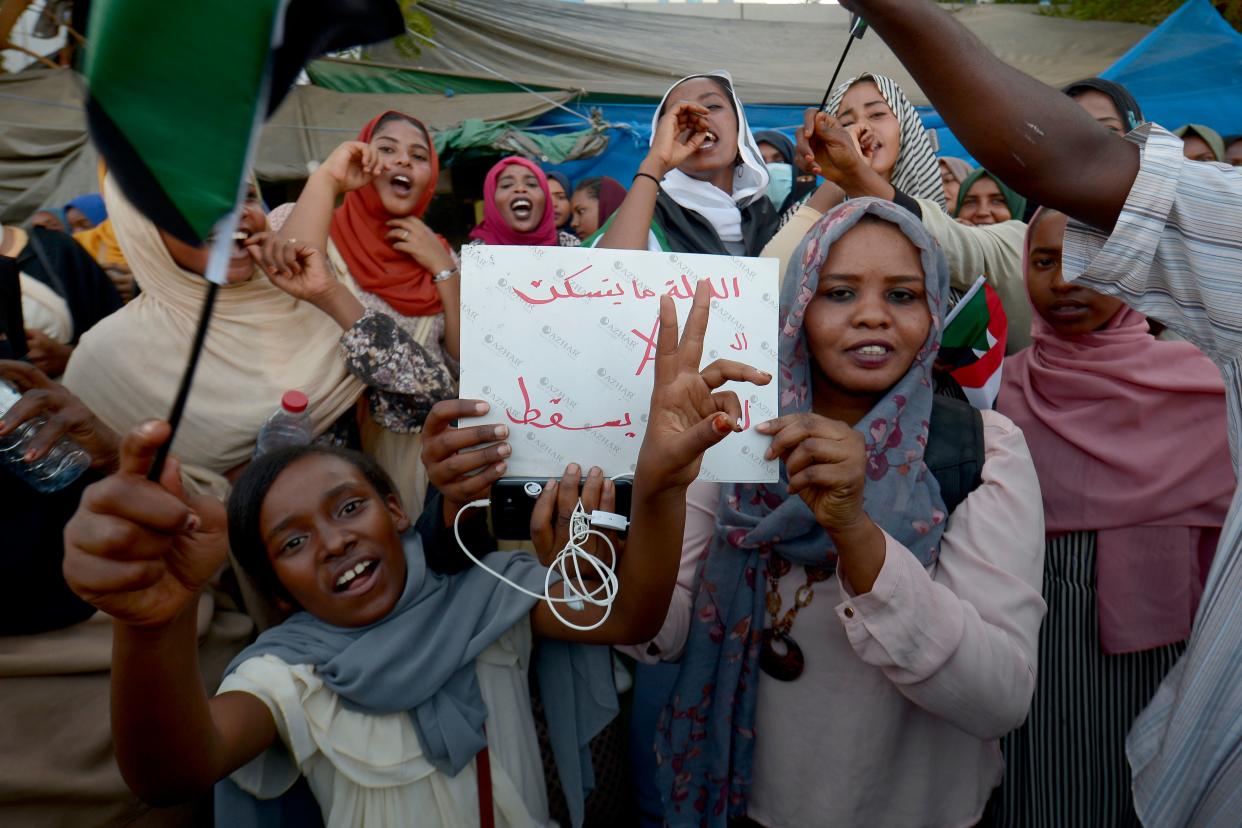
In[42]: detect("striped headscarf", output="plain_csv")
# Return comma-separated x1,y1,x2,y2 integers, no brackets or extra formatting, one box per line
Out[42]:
827,73,946,210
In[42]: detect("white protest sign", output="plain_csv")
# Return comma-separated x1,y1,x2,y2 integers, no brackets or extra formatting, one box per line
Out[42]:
459,245,779,483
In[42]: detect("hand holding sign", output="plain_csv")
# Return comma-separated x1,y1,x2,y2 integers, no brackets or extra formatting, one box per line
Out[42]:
638,281,772,491
460,245,779,482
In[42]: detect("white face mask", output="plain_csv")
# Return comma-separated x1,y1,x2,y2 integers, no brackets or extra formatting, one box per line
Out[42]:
765,163,794,209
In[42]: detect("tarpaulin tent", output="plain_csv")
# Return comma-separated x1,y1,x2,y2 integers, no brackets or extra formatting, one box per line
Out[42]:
0,69,586,222
304,0,1152,182
1103,0,1242,135
369,0,1151,106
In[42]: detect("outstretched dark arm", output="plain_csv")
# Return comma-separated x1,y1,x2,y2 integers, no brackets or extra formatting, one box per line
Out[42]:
843,0,1139,230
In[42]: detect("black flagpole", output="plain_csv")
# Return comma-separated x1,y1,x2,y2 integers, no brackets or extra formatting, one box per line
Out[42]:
818,14,869,111
147,281,219,481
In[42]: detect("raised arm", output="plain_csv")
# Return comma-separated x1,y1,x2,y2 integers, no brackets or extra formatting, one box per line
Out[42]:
62,422,277,804
599,102,712,250
277,141,381,254
840,0,1138,230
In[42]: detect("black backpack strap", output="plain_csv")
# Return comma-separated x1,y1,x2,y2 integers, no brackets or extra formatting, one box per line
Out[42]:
923,396,986,516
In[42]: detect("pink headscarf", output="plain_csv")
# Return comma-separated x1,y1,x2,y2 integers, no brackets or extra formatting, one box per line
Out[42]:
469,157,558,246
999,209,1235,654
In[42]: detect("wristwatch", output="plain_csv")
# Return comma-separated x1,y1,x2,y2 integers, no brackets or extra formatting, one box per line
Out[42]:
432,266,459,283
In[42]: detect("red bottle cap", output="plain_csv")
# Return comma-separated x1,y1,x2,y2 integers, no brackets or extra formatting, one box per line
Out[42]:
281,390,309,414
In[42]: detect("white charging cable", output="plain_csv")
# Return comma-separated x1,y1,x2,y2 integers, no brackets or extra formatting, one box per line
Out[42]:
454,492,622,632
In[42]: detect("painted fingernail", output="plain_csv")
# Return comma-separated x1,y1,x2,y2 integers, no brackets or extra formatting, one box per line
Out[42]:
497,444,511,458
713,413,731,435
495,425,508,439
475,402,489,414
735,418,744,432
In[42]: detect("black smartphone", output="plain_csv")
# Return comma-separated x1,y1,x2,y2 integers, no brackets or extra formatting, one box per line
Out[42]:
489,478,633,541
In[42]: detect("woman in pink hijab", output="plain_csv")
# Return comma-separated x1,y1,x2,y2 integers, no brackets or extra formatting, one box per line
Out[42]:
992,208,1234,828
467,157,580,248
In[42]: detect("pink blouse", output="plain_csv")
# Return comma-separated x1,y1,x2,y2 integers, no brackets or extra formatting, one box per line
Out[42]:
622,409,1047,827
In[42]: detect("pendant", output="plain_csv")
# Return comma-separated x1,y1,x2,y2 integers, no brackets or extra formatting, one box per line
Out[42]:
759,629,805,681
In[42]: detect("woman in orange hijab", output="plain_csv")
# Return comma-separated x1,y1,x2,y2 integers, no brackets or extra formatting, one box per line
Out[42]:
275,110,461,362
273,110,460,511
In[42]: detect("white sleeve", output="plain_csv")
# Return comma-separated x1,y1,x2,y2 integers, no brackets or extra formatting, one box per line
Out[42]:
217,655,311,799
1062,124,1242,364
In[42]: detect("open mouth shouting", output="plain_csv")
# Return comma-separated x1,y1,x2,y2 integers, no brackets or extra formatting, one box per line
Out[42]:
199,228,258,282
390,174,413,197
698,130,719,152
332,557,380,595
510,197,534,222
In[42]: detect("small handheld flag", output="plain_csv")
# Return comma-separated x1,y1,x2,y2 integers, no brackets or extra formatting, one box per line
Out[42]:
83,0,402,479
940,276,1009,410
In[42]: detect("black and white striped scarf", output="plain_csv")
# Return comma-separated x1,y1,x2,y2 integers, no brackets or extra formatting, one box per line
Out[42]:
827,73,947,211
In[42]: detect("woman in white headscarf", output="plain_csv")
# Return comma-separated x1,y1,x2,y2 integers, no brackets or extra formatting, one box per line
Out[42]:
596,70,779,256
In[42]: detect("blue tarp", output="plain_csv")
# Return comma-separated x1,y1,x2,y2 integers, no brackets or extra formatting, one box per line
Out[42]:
532,102,974,188
533,0,1238,187
1103,0,1242,135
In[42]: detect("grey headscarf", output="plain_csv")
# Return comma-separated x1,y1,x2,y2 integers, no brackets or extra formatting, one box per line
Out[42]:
215,531,616,828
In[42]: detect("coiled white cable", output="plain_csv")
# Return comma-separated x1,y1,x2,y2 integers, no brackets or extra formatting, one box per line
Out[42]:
454,497,620,632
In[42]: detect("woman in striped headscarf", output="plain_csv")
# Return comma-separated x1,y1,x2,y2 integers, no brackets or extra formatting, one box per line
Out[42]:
762,72,1034,352
825,73,947,208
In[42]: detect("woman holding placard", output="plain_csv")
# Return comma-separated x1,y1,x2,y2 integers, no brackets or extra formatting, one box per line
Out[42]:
596,71,779,256
649,198,1045,827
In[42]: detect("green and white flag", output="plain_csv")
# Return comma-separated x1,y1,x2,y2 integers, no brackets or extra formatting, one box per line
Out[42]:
84,0,402,283
940,276,1008,410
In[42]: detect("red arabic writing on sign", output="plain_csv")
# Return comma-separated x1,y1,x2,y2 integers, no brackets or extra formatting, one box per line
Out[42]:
507,376,636,433
512,270,744,307
632,315,660,377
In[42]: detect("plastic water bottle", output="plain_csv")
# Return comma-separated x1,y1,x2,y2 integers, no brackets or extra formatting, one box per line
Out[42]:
254,390,312,457
0,380,91,492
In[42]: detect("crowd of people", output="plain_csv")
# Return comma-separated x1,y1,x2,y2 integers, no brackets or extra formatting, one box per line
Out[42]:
3,0,1242,825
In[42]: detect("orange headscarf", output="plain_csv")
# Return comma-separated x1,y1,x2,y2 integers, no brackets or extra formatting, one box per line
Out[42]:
329,111,447,317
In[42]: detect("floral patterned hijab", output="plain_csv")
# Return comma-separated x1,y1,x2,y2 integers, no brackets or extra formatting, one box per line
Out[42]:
656,198,951,826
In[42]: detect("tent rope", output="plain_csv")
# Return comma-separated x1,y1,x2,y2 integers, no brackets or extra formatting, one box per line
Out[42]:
403,26,599,129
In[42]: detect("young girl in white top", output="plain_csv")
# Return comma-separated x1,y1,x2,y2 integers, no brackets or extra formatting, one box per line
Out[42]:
61,280,771,828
